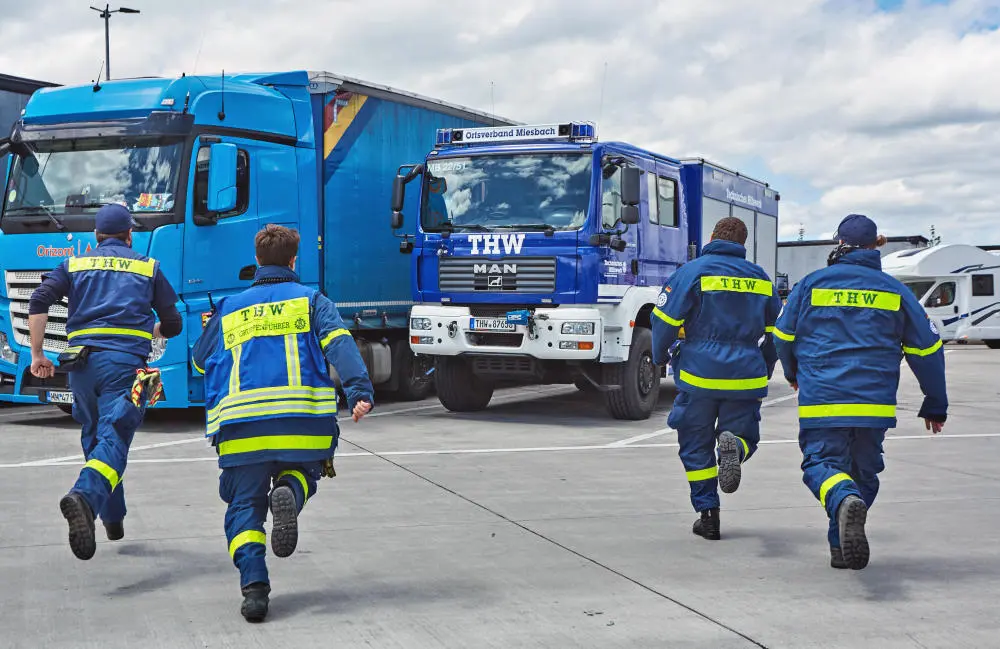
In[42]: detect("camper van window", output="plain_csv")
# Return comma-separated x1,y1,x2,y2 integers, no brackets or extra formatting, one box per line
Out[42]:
924,282,956,308
904,281,935,301
972,274,995,297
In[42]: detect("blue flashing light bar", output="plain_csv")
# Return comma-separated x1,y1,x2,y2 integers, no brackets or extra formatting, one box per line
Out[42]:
435,121,598,148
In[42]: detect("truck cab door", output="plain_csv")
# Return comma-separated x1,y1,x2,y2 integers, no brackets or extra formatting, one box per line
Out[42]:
922,279,962,340
637,161,686,288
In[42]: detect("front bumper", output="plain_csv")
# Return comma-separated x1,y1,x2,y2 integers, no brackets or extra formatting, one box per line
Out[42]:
409,305,602,360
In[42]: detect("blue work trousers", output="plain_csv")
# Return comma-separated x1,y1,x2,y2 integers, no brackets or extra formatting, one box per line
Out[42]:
220,461,324,588
69,349,147,523
667,391,761,512
799,426,887,547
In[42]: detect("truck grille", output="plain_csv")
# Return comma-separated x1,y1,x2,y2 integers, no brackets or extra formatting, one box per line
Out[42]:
439,257,556,293
5,271,70,353
465,332,524,348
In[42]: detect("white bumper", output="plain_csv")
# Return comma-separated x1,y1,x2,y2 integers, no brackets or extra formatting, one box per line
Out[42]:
409,305,602,360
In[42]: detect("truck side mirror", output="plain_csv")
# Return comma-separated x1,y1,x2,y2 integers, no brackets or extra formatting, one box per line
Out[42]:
390,175,406,229
621,166,641,206
391,211,404,230
621,204,639,225
206,143,238,214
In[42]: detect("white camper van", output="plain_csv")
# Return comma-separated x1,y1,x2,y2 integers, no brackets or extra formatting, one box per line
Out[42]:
882,244,1000,348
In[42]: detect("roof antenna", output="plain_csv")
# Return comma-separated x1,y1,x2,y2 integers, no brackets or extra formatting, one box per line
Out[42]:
490,81,495,126
218,69,226,121
92,61,105,92
597,61,608,124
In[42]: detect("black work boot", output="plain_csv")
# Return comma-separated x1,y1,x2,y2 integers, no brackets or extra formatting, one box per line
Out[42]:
59,492,96,560
692,508,721,540
830,546,848,569
240,582,270,622
104,521,124,541
269,484,299,558
837,495,870,570
717,431,742,494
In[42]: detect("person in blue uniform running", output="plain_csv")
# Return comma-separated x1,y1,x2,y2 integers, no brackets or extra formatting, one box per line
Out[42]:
775,214,947,570
192,224,374,622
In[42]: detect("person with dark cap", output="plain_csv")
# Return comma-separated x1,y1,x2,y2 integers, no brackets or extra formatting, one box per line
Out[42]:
28,203,183,560
651,216,782,541
774,213,948,570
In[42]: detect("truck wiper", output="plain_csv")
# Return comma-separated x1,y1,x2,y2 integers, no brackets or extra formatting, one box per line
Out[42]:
9,206,66,231
433,222,493,233
494,223,556,235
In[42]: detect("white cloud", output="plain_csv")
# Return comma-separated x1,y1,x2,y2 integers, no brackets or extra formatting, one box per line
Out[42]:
1,0,998,245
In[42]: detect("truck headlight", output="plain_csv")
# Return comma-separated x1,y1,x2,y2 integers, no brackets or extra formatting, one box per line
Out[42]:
410,317,432,330
147,337,167,363
0,332,17,365
561,322,595,335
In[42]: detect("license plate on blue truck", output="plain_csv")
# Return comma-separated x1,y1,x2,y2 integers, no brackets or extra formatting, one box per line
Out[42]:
469,318,516,332
48,391,73,404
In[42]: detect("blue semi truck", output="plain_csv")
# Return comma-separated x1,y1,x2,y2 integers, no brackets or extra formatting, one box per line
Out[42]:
391,123,779,420
0,70,512,411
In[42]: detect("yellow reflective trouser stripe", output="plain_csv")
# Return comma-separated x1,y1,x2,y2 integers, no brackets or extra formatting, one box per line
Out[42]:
679,370,769,391
764,326,774,333
68,256,156,277
85,458,121,490
229,530,266,558
652,307,683,327
320,328,351,349
811,288,901,311
737,436,750,459
68,327,153,340
687,466,718,482
772,327,795,342
207,386,340,422
229,345,242,395
903,339,943,356
284,334,301,386
192,358,204,375
278,469,310,502
799,404,896,418
218,435,334,456
819,473,853,508
700,275,773,296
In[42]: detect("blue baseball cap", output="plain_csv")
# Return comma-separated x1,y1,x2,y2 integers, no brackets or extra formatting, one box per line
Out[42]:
95,203,139,234
834,213,878,247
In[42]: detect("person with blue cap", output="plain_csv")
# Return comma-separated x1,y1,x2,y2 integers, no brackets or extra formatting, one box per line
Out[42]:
28,203,183,560
774,213,948,570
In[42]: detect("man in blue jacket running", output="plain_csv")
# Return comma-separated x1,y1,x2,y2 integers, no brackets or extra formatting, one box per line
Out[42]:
775,214,948,570
652,217,782,540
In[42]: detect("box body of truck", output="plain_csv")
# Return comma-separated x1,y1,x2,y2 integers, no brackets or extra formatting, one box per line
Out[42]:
0,70,507,410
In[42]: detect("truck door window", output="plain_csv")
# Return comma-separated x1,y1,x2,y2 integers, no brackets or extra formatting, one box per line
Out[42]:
601,165,621,229
656,177,677,227
924,282,956,308
193,146,250,219
646,172,658,224
972,274,995,297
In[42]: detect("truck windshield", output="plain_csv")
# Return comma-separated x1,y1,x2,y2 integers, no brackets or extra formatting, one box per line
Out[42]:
421,153,592,231
903,280,935,301
2,137,183,231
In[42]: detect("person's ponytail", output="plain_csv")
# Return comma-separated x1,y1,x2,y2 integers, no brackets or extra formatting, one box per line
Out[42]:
875,234,887,247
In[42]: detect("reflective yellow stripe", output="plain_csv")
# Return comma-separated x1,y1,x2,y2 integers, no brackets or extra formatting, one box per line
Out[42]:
207,386,339,422
903,339,943,356
811,288,900,311
221,297,311,350
686,466,718,482
68,256,156,277
229,530,266,558
207,401,339,435
320,328,351,349
679,370,768,391
278,470,310,502
701,275,773,296
192,358,204,375
229,345,242,395
764,326,774,333
736,436,750,459
284,334,301,387
772,327,795,342
68,327,152,340
84,458,120,490
799,404,896,418
218,435,334,456
652,307,683,327
819,473,853,508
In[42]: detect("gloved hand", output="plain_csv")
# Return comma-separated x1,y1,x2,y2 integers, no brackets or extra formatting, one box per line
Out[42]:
130,367,164,407
321,457,337,478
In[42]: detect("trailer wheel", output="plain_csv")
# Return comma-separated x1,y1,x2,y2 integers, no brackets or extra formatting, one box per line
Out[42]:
391,340,435,402
435,357,494,412
602,327,660,420
985,340,1000,350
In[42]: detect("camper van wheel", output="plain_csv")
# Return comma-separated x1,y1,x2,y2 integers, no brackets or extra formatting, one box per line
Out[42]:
435,357,494,412
602,327,660,420
985,340,1000,350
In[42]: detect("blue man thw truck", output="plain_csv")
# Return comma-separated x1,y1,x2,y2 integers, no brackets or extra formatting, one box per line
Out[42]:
391,123,779,420
0,70,512,411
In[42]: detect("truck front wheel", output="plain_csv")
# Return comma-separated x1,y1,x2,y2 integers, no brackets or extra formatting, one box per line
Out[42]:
602,327,660,420
435,357,494,412
391,340,435,402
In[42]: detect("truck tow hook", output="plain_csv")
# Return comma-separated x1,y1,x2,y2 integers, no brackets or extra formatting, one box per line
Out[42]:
447,321,458,338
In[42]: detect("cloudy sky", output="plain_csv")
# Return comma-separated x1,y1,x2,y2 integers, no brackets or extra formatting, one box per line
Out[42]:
2,0,998,243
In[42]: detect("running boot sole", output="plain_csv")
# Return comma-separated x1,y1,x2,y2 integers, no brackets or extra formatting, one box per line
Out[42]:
838,497,870,570
269,485,298,558
717,431,742,494
59,493,96,560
